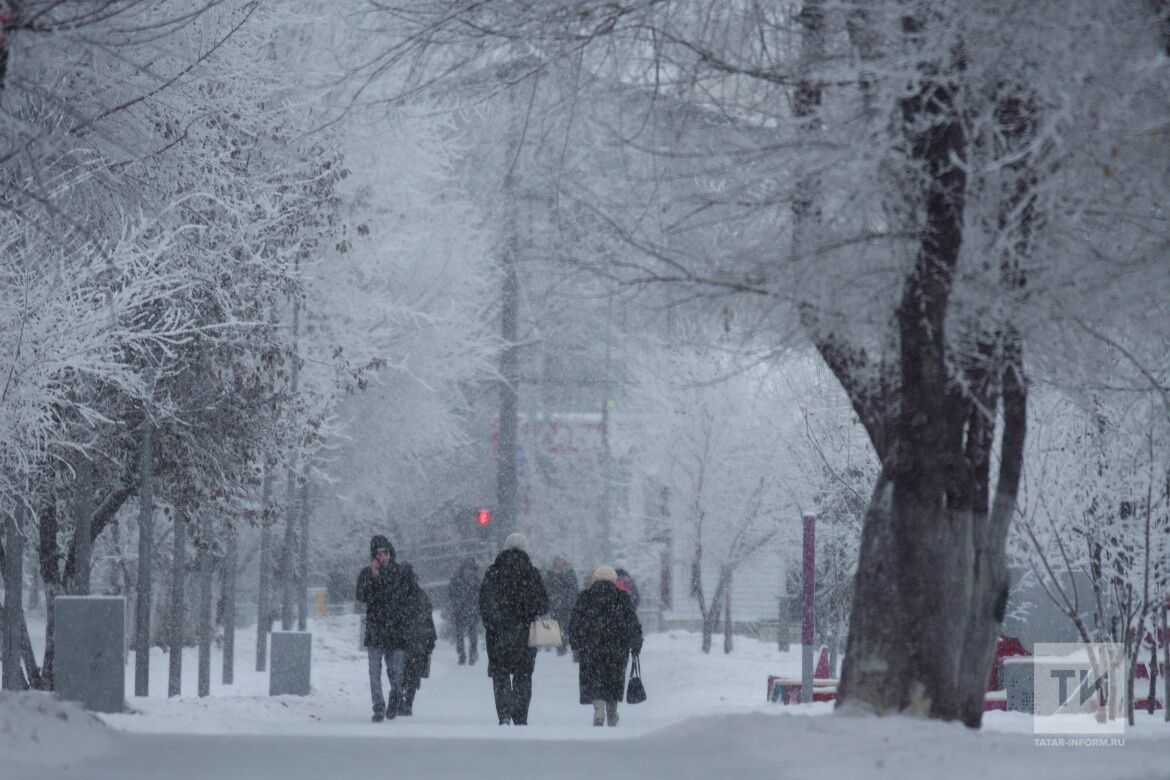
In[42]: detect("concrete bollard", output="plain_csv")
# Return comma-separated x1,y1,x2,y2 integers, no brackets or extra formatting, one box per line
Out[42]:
269,631,312,696
54,596,126,713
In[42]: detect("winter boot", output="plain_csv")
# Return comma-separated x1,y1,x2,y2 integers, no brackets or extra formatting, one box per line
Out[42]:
399,690,415,717
593,701,605,727
468,649,478,666
458,653,466,665
606,701,619,727
371,706,385,723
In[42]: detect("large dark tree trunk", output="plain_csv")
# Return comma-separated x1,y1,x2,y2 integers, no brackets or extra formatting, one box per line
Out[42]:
824,12,1035,725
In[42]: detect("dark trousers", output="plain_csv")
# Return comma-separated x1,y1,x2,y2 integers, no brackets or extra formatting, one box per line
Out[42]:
492,671,533,724
454,616,478,661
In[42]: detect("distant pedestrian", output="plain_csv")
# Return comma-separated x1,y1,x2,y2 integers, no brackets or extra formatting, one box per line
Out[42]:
399,564,437,717
543,555,579,656
447,558,480,665
569,565,643,727
478,533,549,725
355,535,415,722
614,559,641,611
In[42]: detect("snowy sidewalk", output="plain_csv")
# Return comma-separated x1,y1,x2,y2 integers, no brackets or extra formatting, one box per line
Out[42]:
11,613,1170,779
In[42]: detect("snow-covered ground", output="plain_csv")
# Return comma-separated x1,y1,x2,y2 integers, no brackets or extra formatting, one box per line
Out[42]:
9,613,1170,779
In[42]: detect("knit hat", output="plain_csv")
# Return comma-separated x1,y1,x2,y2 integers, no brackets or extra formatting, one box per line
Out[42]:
504,532,528,553
592,565,618,583
370,535,394,559
614,559,630,572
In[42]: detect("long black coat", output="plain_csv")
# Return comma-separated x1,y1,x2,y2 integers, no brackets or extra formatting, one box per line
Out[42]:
404,587,437,688
569,581,643,703
478,548,549,677
355,563,415,650
544,568,579,627
447,565,480,624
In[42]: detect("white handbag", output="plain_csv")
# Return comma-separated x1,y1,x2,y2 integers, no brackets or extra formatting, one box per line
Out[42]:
527,615,563,648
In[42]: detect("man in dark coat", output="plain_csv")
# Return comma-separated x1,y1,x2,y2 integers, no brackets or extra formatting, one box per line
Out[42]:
614,559,641,612
543,555,579,656
447,558,480,665
355,535,415,721
478,532,549,725
399,564,437,717
569,565,643,727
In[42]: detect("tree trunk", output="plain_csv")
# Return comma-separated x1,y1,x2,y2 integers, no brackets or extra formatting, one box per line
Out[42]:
38,501,61,689
2,502,25,690
956,341,1027,726
168,510,186,698
700,573,728,655
134,410,155,697
1162,604,1168,722
222,525,236,685
837,23,971,718
197,514,213,698
27,542,40,611
722,570,733,654
1147,634,1158,715
256,468,273,672
72,457,93,595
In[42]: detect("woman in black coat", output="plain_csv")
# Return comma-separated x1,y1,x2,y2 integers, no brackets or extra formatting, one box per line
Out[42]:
569,565,643,727
478,533,549,725
399,565,436,716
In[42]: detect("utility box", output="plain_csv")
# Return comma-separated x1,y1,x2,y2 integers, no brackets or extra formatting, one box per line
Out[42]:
269,631,312,696
1003,656,1035,713
54,596,125,713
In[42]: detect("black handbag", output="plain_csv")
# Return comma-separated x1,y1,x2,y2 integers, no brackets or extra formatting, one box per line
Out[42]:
626,654,647,704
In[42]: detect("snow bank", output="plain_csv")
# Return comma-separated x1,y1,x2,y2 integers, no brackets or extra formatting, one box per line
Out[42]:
0,691,117,773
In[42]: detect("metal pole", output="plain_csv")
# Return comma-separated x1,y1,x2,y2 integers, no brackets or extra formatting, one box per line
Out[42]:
598,399,612,562
256,468,273,671
801,512,816,703
168,510,185,697
74,457,93,595
296,476,309,632
496,81,522,546
281,464,298,631
134,385,155,698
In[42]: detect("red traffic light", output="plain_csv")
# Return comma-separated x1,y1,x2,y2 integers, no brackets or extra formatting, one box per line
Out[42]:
476,508,492,526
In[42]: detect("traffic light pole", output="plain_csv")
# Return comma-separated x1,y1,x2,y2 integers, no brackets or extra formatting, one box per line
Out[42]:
496,80,522,546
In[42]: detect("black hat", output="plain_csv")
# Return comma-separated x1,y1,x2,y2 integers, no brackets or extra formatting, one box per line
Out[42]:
370,535,394,559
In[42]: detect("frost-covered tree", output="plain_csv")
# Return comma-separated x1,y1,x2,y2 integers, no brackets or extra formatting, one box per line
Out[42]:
354,0,1170,726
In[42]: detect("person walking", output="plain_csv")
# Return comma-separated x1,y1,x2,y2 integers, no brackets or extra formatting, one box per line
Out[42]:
478,532,549,725
447,558,480,665
614,559,641,611
355,535,414,722
399,564,437,717
543,555,579,657
569,565,643,727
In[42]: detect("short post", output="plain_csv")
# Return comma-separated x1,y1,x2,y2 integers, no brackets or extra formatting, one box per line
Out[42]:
801,513,816,704
54,596,125,712
269,631,311,696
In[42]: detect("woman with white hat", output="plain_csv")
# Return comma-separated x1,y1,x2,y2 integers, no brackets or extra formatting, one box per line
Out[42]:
569,565,644,726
